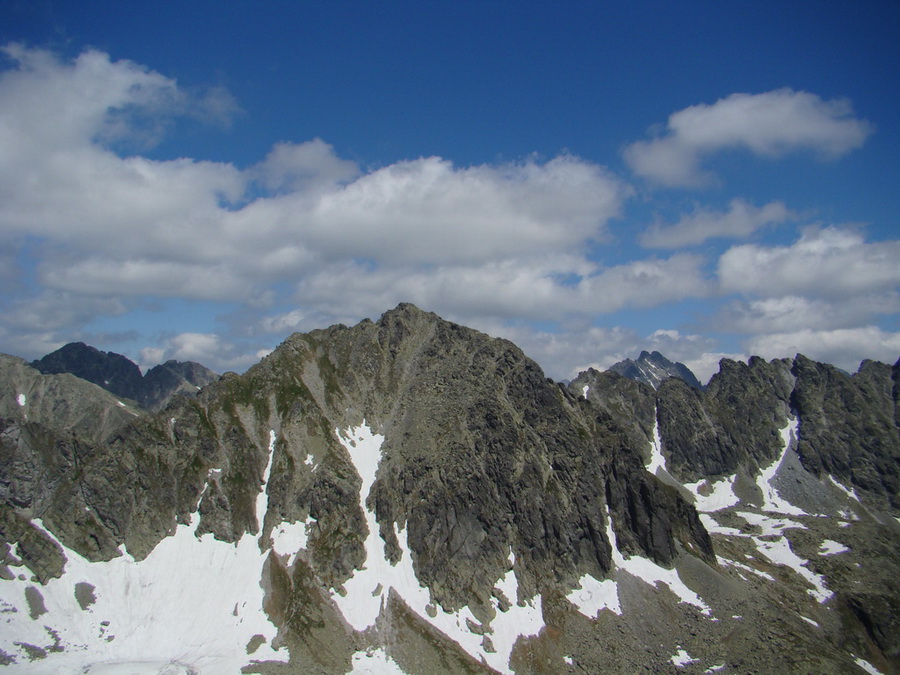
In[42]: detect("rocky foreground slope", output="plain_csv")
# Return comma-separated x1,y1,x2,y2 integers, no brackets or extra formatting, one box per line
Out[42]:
1,304,898,674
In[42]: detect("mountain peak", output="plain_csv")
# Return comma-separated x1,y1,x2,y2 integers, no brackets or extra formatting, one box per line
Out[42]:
607,350,702,390
30,342,218,410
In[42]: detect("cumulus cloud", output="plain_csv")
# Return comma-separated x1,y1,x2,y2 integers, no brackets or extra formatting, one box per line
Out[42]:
300,155,629,265
251,139,359,193
718,226,900,299
475,321,731,385
712,226,900,371
138,332,261,373
1,45,894,381
624,89,873,187
745,327,900,373
715,294,900,335
292,253,711,323
641,199,794,248
0,45,633,341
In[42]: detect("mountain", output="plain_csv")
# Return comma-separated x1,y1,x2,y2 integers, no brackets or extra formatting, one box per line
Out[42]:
1,304,898,674
30,342,219,411
606,350,703,389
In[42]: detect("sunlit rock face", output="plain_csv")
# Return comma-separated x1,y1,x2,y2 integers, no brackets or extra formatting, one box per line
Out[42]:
1,304,898,674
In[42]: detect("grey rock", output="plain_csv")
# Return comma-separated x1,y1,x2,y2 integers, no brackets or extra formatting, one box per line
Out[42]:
31,342,218,411
608,350,703,390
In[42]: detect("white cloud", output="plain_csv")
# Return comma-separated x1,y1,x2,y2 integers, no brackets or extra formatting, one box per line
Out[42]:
139,332,261,373
471,321,732,385
641,199,794,248
299,155,629,265
713,226,900,372
291,253,711,323
624,89,873,187
1,45,894,384
0,44,632,329
251,139,359,193
716,294,900,335
259,309,308,334
718,226,900,299
2,292,128,332
745,327,900,373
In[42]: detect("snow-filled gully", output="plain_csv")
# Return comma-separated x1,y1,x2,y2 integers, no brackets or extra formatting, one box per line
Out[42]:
333,423,543,675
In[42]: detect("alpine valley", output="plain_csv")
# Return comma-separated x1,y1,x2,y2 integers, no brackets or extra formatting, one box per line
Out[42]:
1,304,898,674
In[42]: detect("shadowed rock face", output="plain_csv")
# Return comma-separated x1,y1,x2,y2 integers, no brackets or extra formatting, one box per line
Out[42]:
790,355,900,511
653,356,794,482
1,305,898,674
31,342,218,411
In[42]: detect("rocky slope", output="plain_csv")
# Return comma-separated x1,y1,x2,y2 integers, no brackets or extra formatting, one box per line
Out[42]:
1,305,898,674
30,342,219,411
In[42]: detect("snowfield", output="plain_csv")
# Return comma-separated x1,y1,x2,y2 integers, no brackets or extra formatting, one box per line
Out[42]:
0,431,290,672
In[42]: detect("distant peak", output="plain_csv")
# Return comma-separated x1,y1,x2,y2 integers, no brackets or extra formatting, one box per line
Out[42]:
607,350,701,390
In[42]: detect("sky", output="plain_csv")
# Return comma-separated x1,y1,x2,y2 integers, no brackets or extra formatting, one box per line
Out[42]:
1,1,898,383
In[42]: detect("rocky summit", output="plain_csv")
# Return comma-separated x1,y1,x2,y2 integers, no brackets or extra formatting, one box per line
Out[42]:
1,304,898,674
605,350,703,390
31,342,219,411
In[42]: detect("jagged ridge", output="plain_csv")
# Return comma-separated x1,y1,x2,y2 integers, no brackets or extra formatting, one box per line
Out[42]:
1,304,898,674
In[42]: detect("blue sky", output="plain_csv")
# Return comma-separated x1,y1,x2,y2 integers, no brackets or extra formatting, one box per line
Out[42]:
1,1,898,382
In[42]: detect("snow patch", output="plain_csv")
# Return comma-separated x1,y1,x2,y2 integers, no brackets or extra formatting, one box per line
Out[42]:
854,657,883,674
756,418,806,516
671,647,698,667
686,475,739,512
606,507,711,616
800,615,819,628
716,555,775,582
563,655,574,665
582,384,589,398
829,475,861,503
819,539,850,556
699,513,743,537
0,429,289,672
736,511,832,603
271,518,316,568
566,574,621,618
645,418,667,476
331,423,394,631
16,393,26,406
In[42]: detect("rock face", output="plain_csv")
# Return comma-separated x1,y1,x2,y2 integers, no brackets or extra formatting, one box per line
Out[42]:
31,342,218,411
607,349,703,390
1,305,898,674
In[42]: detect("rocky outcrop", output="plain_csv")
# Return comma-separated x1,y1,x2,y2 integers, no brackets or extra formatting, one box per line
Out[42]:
568,368,656,460
655,356,793,481
790,355,900,511
141,360,219,410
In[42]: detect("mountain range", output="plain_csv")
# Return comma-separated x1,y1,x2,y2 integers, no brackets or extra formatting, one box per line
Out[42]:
29,342,219,411
1,304,897,674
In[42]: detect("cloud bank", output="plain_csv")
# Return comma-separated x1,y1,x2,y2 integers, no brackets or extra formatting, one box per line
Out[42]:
0,45,895,382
